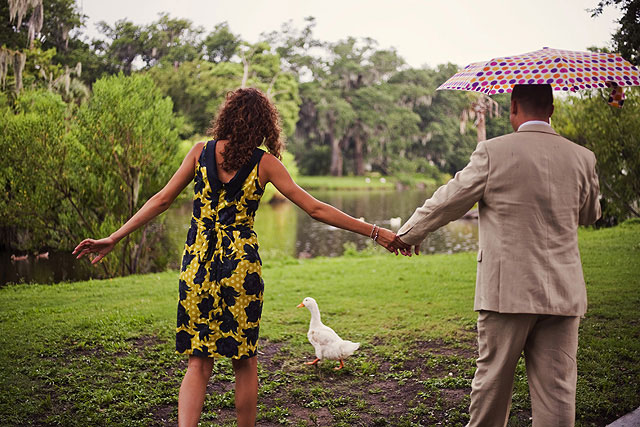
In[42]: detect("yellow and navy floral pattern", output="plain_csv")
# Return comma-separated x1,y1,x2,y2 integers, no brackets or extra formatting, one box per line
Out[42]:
176,140,265,359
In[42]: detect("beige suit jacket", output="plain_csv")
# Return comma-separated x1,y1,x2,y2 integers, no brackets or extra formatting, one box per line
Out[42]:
398,124,601,316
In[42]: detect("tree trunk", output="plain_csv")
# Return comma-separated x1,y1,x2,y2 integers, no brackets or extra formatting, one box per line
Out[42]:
121,236,129,276
131,224,148,274
353,128,365,176
329,134,343,177
131,168,141,214
241,53,249,88
475,112,487,142
327,114,343,177
13,51,26,93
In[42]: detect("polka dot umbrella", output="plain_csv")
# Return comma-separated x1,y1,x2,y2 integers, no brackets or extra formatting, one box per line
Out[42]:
437,47,640,97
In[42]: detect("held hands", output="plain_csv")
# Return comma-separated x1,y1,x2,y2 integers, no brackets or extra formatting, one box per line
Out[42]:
375,227,419,256
72,237,116,264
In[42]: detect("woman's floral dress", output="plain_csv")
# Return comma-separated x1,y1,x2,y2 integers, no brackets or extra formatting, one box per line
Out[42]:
176,140,265,359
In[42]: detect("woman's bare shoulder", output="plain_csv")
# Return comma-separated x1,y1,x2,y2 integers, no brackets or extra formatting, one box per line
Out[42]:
259,152,289,185
260,152,283,165
193,141,207,153
187,141,207,159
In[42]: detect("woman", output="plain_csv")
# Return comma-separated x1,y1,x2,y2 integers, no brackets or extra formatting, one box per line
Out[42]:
74,88,405,426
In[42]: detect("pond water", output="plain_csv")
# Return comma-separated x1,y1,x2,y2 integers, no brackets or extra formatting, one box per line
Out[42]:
0,189,478,285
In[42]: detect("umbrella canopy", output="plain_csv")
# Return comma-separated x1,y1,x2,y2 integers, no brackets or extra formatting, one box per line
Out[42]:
438,47,640,95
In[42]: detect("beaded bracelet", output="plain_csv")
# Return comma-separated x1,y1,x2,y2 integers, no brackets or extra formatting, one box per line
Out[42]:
369,224,377,239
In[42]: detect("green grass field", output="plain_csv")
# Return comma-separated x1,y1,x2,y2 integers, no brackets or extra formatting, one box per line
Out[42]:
295,175,441,191
0,221,638,426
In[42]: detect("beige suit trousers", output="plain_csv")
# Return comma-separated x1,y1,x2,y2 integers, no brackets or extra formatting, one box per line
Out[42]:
468,311,580,427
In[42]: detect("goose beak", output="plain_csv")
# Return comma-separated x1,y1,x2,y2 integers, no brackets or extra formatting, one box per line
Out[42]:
296,302,305,308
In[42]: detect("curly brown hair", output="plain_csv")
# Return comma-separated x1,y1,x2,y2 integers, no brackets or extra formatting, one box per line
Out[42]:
207,87,283,172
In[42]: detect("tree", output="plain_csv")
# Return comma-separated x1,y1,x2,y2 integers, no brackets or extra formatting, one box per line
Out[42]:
286,36,420,176
484,93,512,140
93,19,147,75
5,0,43,48
1,0,91,93
142,13,202,67
203,22,240,63
0,43,88,105
459,93,502,142
261,17,322,77
553,88,640,220
591,0,640,64
1,0,95,77
0,74,181,276
72,73,181,274
389,64,478,176
147,59,243,136
0,89,73,250
148,40,299,139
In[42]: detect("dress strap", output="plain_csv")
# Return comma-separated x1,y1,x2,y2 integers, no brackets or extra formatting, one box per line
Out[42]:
224,148,265,196
204,140,266,196
203,140,222,196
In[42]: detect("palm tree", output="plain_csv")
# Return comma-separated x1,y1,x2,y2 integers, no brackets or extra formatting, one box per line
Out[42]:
460,93,501,142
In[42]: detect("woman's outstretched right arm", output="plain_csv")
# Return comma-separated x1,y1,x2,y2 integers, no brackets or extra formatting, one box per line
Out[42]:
260,154,410,255
73,142,206,264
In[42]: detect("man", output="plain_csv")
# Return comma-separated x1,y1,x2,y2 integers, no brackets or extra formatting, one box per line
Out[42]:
393,84,601,426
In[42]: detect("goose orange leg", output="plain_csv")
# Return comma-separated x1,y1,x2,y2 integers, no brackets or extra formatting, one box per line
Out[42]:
305,358,320,366
334,359,344,370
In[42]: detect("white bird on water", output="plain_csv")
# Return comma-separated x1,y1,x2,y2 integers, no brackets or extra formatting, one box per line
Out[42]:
389,217,402,229
297,297,360,370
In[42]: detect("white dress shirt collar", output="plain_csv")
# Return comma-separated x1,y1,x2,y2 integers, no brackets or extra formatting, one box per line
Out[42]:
518,120,551,131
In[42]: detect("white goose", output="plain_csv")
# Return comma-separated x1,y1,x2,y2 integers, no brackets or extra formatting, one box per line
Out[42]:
297,297,360,370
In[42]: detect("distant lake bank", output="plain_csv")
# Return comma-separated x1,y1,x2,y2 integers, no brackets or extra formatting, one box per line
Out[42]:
1,187,477,286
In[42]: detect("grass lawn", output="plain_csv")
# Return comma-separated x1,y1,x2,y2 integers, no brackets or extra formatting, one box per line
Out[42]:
0,221,638,426
295,175,441,191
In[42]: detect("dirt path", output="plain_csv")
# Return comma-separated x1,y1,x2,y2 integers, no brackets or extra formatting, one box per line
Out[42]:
156,340,532,426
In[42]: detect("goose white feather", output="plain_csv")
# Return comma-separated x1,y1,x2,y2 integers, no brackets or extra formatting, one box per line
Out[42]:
297,297,359,368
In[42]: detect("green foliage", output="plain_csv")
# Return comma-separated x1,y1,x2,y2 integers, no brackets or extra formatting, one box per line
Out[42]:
0,89,73,249
143,13,203,66
203,22,240,63
3,6,505,187
591,0,640,64
0,0,102,88
0,0,84,53
0,74,180,276
287,39,492,178
485,94,512,139
553,88,640,220
396,64,483,176
94,19,148,75
287,37,426,176
147,59,242,136
72,73,180,274
147,49,300,138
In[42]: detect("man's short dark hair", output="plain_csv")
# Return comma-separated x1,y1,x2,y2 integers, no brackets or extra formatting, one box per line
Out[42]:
511,84,553,115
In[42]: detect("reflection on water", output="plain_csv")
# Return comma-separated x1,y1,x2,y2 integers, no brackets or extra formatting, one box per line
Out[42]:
263,189,479,258
0,252,98,286
0,188,478,285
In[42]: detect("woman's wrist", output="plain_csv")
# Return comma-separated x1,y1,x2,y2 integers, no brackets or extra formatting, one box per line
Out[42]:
369,224,380,242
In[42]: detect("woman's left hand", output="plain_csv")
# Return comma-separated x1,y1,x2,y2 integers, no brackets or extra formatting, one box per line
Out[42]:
73,237,116,264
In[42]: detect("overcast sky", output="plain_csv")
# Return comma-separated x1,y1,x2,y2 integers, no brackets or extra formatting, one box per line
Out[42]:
77,0,623,69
